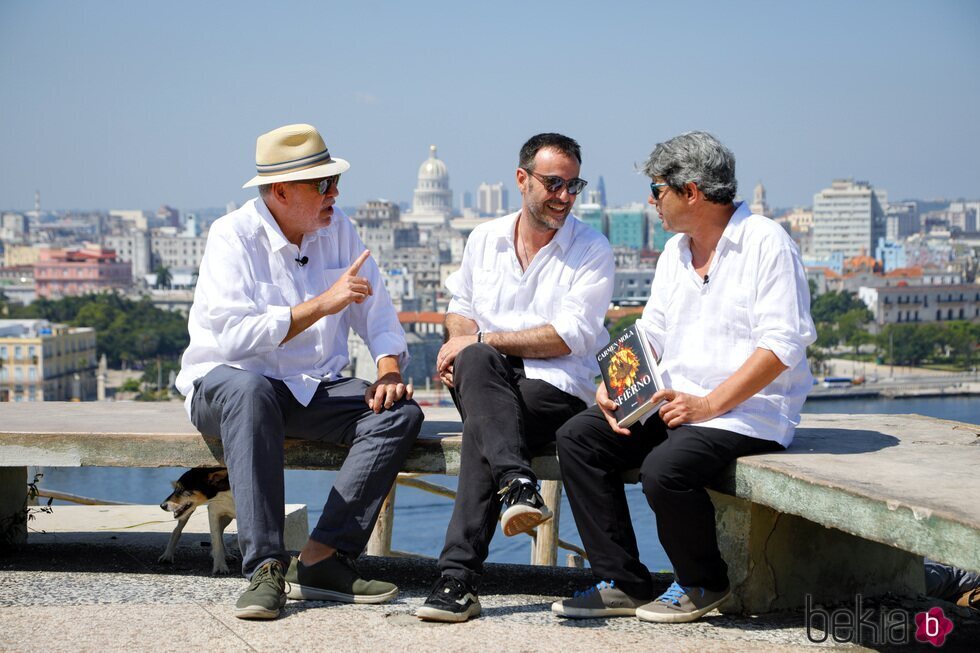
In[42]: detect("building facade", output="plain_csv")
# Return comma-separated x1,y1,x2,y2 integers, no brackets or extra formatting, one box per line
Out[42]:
404,145,453,227
34,247,131,298
811,179,887,260
0,319,97,402
858,284,980,326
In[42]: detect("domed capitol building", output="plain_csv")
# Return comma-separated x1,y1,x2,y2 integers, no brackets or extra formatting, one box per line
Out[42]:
403,145,453,227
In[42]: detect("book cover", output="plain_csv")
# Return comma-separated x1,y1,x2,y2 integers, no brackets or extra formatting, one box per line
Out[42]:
596,323,665,428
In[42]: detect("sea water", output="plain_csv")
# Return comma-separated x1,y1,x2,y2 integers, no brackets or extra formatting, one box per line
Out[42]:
33,396,979,571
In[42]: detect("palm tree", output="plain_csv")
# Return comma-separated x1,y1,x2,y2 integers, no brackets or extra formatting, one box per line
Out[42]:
153,265,173,290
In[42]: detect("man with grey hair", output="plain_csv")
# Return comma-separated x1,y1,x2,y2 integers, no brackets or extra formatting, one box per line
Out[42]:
552,131,815,623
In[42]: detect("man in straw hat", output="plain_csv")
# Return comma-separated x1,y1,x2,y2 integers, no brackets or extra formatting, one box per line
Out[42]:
176,124,423,620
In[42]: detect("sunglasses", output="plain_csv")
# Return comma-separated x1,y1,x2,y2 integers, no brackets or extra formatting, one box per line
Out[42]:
299,175,341,194
650,182,670,200
523,168,588,195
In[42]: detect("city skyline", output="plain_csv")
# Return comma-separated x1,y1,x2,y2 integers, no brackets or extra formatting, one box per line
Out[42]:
1,1,978,213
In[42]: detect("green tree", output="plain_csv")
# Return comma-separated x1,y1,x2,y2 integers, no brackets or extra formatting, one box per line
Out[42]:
154,265,173,290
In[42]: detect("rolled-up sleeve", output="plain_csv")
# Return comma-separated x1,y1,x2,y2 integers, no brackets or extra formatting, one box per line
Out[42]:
551,240,615,357
752,245,816,368
198,232,291,360
445,232,478,320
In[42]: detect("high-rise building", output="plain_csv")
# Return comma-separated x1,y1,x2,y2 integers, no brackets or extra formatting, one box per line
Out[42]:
885,201,920,241
576,204,605,235
404,145,453,227
476,182,508,216
811,179,886,260
607,204,647,249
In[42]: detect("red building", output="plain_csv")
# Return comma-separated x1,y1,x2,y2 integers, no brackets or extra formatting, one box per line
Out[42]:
34,247,132,298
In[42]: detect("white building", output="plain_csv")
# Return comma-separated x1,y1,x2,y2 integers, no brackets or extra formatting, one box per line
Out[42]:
811,179,887,260
750,181,770,217
404,145,453,227
476,182,508,216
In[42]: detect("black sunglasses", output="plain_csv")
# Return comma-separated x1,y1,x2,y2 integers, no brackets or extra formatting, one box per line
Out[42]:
650,182,670,200
523,168,588,195
299,175,341,194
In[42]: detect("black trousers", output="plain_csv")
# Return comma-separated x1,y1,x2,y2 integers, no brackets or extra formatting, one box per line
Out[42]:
556,404,782,598
438,343,586,588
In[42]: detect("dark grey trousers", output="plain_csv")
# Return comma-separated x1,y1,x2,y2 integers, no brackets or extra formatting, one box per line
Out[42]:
438,344,586,588
190,365,423,578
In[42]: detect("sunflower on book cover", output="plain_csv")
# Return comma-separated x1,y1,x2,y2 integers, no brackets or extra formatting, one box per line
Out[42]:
607,347,641,397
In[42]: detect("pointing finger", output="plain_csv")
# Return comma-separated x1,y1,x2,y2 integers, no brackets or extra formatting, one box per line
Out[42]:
346,249,371,276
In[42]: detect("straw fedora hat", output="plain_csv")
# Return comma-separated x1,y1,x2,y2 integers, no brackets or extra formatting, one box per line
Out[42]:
242,123,350,189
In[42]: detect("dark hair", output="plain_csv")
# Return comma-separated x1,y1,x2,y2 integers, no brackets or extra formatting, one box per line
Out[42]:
519,133,582,170
643,131,737,204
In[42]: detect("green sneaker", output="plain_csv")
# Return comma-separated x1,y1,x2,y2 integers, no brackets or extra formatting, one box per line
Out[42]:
234,560,287,620
285,552,399,604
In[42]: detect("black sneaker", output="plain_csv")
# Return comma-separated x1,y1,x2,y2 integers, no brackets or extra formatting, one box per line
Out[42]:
498,478,552,536
416,575,482,623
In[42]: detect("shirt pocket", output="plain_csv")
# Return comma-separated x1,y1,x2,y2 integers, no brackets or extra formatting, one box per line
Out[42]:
472,269,502,313
254,281,286,311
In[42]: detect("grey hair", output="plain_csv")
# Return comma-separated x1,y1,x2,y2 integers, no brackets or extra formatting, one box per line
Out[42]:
257,184,274,200
642,131,737,204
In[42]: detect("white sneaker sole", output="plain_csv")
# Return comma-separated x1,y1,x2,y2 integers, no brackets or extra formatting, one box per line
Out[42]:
234,599,285,620
551,600,637,618
416,601,482,622
286,583,399,604
635,592,731,623
501,504,553,537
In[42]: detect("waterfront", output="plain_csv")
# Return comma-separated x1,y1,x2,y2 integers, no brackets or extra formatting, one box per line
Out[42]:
31,395,979,572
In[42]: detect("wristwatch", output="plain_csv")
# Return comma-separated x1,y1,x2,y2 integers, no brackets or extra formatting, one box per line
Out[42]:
477,331,484,343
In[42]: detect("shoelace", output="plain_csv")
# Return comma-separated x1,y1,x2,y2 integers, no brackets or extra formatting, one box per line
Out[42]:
657,581,687,606
573,579,615,598
497,478,538,505
248,561,284,590
433,575,467,596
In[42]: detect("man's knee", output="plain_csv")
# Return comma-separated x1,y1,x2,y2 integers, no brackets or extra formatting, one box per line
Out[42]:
392,399,424,435
454,342,502,380
210,368,278,406
640,451,696,504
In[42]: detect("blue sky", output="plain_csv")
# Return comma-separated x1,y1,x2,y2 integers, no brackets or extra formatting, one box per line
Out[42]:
1,0,978,213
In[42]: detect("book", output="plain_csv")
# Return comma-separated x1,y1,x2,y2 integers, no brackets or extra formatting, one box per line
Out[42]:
596,323,666,428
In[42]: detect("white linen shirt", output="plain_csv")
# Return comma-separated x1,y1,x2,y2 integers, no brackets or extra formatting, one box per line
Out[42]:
637,202,816,446
445,211,615,404
175,198,408,416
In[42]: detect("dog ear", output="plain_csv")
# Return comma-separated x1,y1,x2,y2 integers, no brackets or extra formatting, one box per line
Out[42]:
171,481,178,488
208,469,229,483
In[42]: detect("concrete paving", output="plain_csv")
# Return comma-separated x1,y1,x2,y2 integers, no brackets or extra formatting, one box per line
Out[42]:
2,534,978,652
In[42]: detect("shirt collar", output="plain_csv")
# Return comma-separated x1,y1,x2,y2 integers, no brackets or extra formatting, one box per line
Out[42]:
719,201,751,247
254,197,292,253
494,209,577,253
254,197,332,252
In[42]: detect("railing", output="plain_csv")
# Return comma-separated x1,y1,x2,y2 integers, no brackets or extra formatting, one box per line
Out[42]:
34,472,589,568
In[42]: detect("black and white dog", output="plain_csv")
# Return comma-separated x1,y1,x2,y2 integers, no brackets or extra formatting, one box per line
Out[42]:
158,467,237,574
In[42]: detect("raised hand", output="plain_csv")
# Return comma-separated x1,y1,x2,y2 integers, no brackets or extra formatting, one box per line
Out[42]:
320,249,373,316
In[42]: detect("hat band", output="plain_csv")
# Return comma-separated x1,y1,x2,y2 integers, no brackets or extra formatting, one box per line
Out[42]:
256,147,333,176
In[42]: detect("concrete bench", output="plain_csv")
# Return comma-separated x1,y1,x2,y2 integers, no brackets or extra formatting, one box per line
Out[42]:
1,402,978,614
